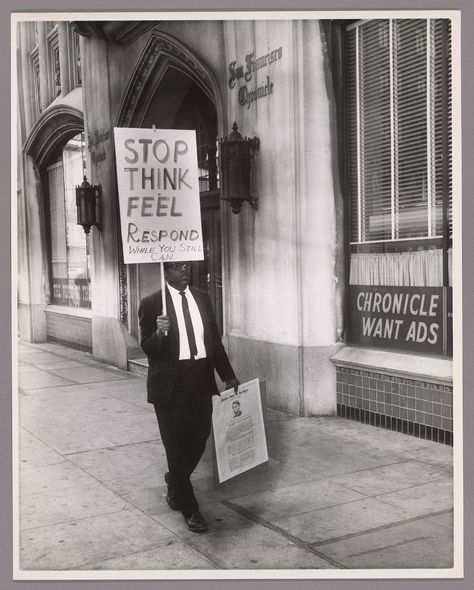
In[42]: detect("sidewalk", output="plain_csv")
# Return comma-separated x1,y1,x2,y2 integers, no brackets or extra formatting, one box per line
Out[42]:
17,341,454,572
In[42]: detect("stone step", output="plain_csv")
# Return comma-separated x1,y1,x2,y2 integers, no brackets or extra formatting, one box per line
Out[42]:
128,357,148,377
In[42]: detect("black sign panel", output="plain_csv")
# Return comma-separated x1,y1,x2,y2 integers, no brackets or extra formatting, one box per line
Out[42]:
349,285,449,355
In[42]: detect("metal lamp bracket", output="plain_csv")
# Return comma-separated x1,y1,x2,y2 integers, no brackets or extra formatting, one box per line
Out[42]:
248,136,260,210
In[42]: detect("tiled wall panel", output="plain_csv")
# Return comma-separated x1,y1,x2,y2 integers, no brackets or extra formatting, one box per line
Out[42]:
336,366,453,445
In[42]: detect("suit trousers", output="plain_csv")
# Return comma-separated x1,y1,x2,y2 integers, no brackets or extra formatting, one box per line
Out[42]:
153,359,213,517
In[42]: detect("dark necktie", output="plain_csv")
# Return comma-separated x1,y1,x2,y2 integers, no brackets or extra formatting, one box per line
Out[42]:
179,291,198,359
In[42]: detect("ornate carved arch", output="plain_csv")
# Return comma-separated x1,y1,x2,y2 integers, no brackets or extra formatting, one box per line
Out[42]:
23,105,84,168
115,31,223,327
116,30,223,129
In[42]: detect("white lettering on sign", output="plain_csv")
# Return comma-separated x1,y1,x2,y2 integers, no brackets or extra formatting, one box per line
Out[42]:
351,286,444,353
362,317,404,339
114,128,204,264
356,291,439,317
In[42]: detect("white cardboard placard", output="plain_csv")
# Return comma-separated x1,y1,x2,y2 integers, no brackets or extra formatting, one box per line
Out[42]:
114,127,204,264
212,378,268,483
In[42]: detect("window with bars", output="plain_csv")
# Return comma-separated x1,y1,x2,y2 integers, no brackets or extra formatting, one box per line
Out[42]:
344,18,453,356
346,18,451,245
47,133,91,309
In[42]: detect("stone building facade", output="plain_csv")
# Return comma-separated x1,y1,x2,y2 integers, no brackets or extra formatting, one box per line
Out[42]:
16,16,455,443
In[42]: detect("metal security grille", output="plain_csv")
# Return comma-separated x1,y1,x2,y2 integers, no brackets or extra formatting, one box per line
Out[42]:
346,19,452,245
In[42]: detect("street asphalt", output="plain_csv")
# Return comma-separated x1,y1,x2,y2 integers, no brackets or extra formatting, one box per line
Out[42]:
17,341,455,575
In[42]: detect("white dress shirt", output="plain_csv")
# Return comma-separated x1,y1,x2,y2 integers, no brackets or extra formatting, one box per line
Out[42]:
167,283,207,360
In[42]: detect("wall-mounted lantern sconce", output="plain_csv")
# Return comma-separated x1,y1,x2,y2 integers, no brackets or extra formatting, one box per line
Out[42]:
75,176,102,234
219,122,260,214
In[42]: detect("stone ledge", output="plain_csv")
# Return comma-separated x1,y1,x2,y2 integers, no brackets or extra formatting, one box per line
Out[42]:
45,305,92,319
331,346,452,385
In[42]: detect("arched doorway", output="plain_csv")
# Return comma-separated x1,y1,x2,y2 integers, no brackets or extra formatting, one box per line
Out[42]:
117,33,224,337
23,104,92,349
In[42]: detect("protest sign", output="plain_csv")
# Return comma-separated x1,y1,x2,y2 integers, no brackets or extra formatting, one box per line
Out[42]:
113,127,204,264
212,379,268,483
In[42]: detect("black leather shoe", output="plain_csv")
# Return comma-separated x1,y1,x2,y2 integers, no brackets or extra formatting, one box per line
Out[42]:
184,511,208,533
164,473,179,511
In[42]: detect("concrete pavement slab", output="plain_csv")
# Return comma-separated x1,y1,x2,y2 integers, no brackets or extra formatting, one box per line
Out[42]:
93,380,152,411
308,417,438,454
427,510,454,528
375,480,453,517
83,413,160,448
20,387,150,422
271,497,411,544
403,445,454,474
20,391,158,453
266,421,410,476
35,359,103,370
17,351,71,364
19,461,100,495
315,517,453,569
65,441,165,484
19,383,96,398
20,387,120,420
228,480,366,521
19,342,79,355
93,377,148,395
154,499,261,535
330,459,450,496
16,342,455,572
274,444,405,479
18,364,41,373
152,503,336,569
48,365,131,384
19,509,178,570
19,428,64,470
18,344,40,354
266,408,298,422
18,422,123,455
121,485,216,517
192,457,321,500
19,369,75,390
84,471,168,497
78,543,217,570
20,481,128,530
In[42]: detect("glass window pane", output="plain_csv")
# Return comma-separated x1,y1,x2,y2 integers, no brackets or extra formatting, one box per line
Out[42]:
395,20,429,239
48,133,91,308
345,18,453,356
359,20,392,241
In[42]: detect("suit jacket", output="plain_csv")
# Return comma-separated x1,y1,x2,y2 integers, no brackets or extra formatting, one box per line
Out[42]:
138,286,236,406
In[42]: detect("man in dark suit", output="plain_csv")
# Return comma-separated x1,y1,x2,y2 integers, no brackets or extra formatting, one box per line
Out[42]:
138,261,239,533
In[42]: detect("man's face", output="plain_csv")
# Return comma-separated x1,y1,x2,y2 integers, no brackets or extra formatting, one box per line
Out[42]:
232,401,240,415
165,262,191,291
